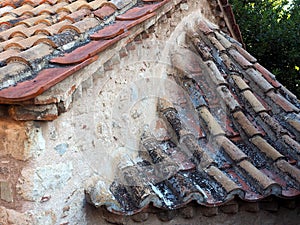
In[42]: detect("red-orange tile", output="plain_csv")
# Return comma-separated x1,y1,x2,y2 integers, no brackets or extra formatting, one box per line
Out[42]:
267,90,299,113
51,32,128,65
93,4,116,19
90,20,129,40
254,63,281,88
0,56,98,103
116,4,154,20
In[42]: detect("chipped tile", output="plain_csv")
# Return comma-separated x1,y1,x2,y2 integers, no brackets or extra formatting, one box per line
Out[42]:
267,90,299,113
229,49,252,69
215,136,247,162
242,90,266,113
0,56,97,102
238,160,278,192
276,160,300,183
233,111,261,137
246,68,274,93
93,4,116,19
250,136,284,161
199,106,225,136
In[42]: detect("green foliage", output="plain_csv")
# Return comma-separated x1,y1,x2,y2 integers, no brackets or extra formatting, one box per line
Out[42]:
230,0,300,98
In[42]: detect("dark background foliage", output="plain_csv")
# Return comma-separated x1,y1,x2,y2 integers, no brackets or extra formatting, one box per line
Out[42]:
230,0,300,98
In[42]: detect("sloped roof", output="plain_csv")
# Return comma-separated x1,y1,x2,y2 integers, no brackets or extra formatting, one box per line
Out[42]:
85,17,300,214
0,0,238,104
0,0,299,217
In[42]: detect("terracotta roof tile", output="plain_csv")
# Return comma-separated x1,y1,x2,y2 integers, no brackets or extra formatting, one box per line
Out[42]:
231,74,250,91
250,136,284,161
267,90,299,113
229,49,252,69
0,62,30,89
87,0,107,10
36,20,71,35
0,55,97,102
214,31,232,49
0,48,20,63
61,7,91,22
0,36,24,51
242,90,266,113
276,160,300,184
258,112,289,136
93,4,116,19
116,4,155,21
13,34,47,50
15,14,50,26
23,0,46,7
9,4,33,16
282,135,300,155
199,106,225,136
246,68,274,93
205,61,226,85
216,85,240,112
32,3,55,15
64,0,90,13
90,20,127,40
238,160,279,192
0,6,14,17
51,32,127,64
253,63,281,88
215,136,247,162
0,24,27,41
206,166,241,194
207,34,226,52
61,16,99,33
110,0,133,10
232,111,262,137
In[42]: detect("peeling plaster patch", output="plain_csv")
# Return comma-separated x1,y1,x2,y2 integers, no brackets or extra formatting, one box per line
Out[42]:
25,124,46,159
54,143,68,156
18,163,73,201
34,210,56,225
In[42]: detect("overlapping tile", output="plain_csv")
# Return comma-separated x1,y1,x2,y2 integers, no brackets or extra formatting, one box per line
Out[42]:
84,15,300,215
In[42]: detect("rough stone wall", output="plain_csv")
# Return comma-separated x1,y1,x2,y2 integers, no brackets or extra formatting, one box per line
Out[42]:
1,1,299,225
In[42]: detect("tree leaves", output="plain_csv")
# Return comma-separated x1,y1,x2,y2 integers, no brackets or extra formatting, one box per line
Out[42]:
230,0,300,97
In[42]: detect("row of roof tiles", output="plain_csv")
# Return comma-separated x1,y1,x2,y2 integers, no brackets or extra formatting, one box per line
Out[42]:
0,0,181,102
87,15,300,214
0,0,235,104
